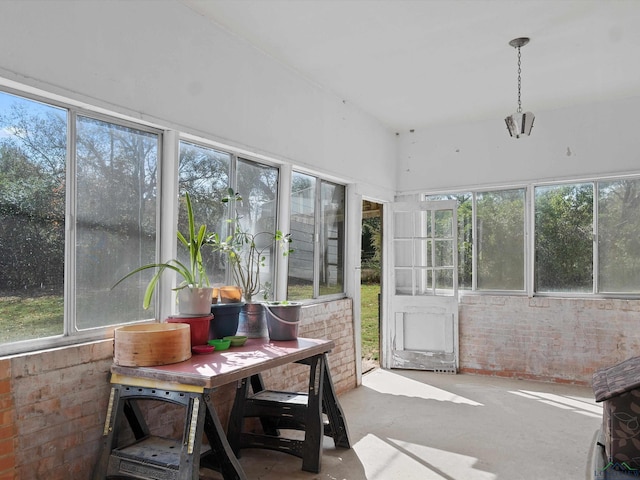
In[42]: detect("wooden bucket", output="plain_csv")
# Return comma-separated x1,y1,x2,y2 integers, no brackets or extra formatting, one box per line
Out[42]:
114,323,191,366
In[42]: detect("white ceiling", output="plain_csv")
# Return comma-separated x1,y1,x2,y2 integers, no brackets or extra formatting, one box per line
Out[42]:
180,0,640,132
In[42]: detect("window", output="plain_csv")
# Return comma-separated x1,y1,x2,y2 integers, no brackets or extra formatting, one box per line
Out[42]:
288,172,345,300
236,158,279,299
476,189,525,291
1,86,349,353
320,181,345,296
178,144,281,299
178,141,231,286
288,173,315,299
429,177,640,297
0,92,66,343
534,183,593,293
598,178,640,293
76,116,160,327
0,89,161,348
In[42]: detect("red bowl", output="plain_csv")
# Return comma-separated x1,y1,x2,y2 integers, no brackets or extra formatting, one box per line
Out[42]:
192,344,215,355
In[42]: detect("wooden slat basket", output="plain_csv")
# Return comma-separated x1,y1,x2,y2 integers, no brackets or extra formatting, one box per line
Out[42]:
114,323,191,366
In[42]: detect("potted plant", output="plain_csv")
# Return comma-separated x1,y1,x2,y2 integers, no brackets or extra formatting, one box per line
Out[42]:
112,191,214,316
210,188,292,337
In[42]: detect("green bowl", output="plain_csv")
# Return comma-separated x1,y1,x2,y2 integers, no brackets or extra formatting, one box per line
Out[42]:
208,338,231,351
223,335,248,347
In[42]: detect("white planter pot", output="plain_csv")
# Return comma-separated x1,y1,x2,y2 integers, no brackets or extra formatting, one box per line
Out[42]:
177,287,214,315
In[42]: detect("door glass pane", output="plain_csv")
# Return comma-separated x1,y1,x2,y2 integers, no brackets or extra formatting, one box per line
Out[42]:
476,189,525,290
434,239,454,267
77,116,159,328
178,141,231,287
535,183,593,293
598,178,640,293
413,238,431,268
426,194,471,291
417,209,431,236
435,268,454,293
415,268,433,295
288,172,315,300
394,239,413,267
434,210,453,237
0,92,66,342
395,269,413,295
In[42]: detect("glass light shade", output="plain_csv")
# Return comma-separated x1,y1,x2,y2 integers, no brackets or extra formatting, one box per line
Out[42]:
505,111,535,138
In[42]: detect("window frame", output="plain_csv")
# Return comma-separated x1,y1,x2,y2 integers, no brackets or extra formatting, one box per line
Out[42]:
427,174,640,300
1,83,351,356
288,171,346,302
0,87,164,356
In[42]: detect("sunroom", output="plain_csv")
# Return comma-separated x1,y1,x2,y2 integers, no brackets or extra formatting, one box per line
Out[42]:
1,1,639,479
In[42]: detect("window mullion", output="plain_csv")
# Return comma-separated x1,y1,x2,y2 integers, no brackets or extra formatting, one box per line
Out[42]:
471,192,477,292
313,179,321,298
593,182,599,294
65,109,77,336
276,164,292,300
526,185,534,297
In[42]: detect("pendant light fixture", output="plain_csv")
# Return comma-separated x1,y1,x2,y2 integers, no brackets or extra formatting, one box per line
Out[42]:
505,37,535,138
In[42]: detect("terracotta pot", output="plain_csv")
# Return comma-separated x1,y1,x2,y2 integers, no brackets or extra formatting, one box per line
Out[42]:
219,285,242,304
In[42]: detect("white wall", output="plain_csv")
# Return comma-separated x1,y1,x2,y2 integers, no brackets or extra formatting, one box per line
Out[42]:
0,0,396,201
397,95,640,193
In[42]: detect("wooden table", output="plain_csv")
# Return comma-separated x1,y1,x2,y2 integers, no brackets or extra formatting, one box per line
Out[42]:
92,337,350,480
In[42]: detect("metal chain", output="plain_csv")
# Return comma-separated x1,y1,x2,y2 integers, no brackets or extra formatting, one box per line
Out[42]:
517,47,522,113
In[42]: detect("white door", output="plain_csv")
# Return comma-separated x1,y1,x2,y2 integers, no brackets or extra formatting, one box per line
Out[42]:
389,200,458,372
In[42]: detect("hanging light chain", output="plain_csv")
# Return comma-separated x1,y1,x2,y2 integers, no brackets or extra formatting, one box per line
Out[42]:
505,37,534,138
516,46,522,113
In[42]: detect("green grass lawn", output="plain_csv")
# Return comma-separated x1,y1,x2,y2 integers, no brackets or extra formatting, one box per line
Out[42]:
2,286,382,362
360,283,380,361
0,293,64,343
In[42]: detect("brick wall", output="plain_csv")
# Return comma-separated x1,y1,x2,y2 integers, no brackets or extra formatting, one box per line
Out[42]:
459,295,640,384
0,298,355,479
0,359,16,480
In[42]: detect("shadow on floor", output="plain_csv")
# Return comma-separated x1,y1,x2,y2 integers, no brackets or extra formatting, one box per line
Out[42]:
203,369,601,480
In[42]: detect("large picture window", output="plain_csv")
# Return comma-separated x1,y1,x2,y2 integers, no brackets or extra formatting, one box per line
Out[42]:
429,176,640,297
476,189,525,291
0,92,67,343
0,90,161,349
76,116,160,327
598,178,640,293
534,183,593,293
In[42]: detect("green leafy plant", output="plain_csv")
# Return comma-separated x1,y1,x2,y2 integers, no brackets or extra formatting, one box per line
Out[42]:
211,188,292,303
112,192,211,309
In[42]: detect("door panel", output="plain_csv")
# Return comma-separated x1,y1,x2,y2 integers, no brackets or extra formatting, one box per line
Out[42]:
389,200,458,372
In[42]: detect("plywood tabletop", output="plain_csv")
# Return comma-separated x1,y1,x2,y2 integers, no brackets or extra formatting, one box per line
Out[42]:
110,337,334,389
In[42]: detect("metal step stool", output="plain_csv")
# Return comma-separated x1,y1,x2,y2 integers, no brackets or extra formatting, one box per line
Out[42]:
93,383,243,480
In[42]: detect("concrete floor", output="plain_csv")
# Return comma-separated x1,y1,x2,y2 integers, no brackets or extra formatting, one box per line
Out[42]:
204,368,602,480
